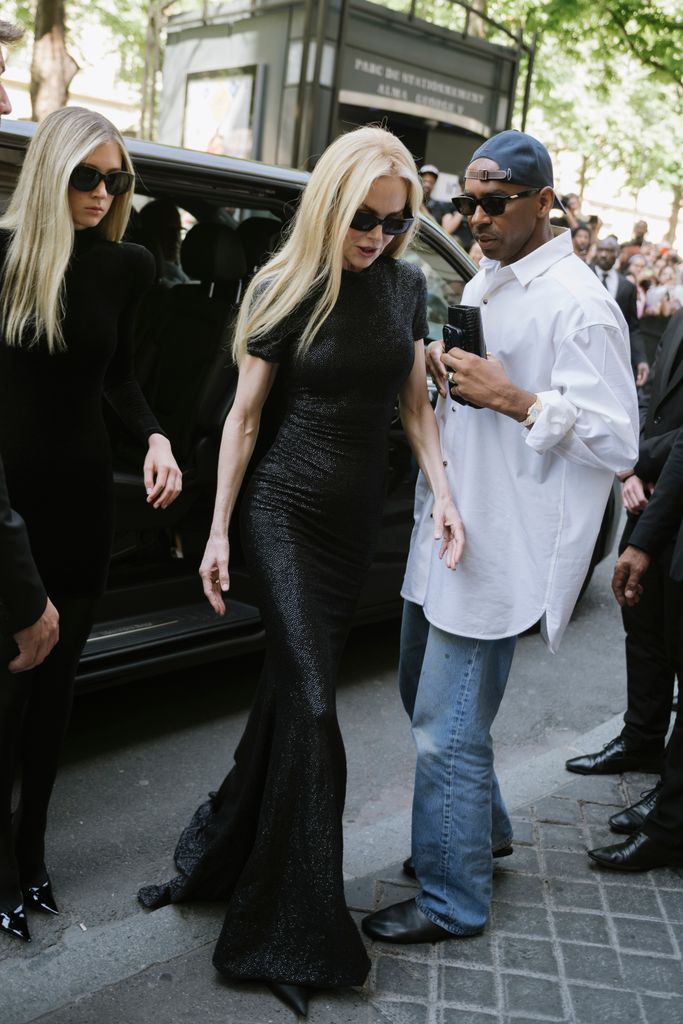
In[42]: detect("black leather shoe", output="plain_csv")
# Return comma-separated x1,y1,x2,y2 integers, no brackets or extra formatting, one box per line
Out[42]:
266,981,309,1017
23,877,59,915
609,782,662,835
565,736,663,776
0,904,31,943
362,897,460,944
588,831,683,871
402,844,513,880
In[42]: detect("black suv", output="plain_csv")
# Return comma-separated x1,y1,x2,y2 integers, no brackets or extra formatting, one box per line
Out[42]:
0,122,619,689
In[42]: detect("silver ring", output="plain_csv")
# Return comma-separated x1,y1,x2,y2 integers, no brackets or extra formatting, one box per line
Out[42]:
447,370,454,383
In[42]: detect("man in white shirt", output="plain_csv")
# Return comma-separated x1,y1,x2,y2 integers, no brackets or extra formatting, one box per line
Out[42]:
362,130,639,945
592,236,648,387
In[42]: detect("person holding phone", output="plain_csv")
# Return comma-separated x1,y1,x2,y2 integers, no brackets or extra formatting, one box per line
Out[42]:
362,129,639,947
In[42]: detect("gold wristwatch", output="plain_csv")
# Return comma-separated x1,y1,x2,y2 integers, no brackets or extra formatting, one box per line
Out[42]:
522,395,543,428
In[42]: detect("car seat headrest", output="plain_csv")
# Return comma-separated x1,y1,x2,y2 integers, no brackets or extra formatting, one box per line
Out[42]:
180,222,248,283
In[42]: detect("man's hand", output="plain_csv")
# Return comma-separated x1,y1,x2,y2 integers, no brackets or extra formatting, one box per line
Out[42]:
425,339,448,397
441,348,533,420
9,598,59,673
612,546,651,607
621,474,650,513
636,363,649,388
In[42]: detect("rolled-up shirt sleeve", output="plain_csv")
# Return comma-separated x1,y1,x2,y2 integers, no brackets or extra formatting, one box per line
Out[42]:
524,323,639,473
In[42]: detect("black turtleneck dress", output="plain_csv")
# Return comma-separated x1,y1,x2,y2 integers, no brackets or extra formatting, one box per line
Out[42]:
0,228,161,601
138,256,429,990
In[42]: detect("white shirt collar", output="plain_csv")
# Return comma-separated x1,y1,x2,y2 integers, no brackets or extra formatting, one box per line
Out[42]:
479,230,573,288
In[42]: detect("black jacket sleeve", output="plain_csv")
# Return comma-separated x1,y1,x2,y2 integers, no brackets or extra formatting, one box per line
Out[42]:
629,426,683,558
635,427,683,483
0,452,47,633
103,245,166,442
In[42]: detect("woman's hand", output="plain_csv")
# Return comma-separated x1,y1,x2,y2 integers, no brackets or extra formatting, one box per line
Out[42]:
433,493,465,570
199,534,230,615
144,434,182,509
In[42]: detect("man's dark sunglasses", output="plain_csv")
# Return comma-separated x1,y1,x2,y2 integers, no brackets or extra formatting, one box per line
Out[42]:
451,189,541,218
69,164,134,197
350,209,414,236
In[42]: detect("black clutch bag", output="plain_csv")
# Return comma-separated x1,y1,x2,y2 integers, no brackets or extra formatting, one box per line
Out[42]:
442,305,486,407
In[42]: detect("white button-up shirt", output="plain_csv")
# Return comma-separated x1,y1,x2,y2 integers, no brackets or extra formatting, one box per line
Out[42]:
402,230,639,653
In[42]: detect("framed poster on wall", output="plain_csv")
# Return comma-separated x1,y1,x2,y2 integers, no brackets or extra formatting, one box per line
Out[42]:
182,66,264,159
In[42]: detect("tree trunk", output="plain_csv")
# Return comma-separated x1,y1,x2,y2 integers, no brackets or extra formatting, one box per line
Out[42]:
467,0,488,39
30,0,78,121
665,183,682,244
577,153,590,204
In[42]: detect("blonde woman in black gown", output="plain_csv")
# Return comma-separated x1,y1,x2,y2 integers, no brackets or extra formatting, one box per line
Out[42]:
139,126,464,1015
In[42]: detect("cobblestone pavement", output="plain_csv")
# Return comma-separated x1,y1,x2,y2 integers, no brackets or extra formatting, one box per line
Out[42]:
357,772,683,1024
16,769,683,1024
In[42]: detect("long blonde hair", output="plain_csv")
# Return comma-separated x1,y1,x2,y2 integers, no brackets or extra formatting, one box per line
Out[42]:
233,126,422,364
0,106,135,352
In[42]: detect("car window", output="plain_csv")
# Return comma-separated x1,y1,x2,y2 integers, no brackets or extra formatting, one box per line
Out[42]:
405,235,469,341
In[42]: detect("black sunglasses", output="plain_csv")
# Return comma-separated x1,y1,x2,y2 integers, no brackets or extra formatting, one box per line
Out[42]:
349,209,414,236
69,164,134,197
451,189,541,218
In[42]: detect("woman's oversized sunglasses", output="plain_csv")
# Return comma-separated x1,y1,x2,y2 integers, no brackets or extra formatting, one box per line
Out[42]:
451,189,541,218
349,209,414,236
69,164,134,197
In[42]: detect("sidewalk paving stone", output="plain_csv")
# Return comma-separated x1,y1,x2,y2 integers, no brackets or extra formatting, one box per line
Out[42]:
12,773,683,1024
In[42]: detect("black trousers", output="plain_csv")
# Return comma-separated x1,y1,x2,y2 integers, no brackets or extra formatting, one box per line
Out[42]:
0,597,95,906
643,583,683,850
619,514,678,750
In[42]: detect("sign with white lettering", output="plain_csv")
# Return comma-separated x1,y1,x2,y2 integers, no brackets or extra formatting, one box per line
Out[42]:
339,47,493,136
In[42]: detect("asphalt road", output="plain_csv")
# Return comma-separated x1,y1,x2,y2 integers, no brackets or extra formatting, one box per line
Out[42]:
2,531,632,1021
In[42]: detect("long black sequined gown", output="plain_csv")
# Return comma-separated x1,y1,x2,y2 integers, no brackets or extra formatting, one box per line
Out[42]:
139,256,428,988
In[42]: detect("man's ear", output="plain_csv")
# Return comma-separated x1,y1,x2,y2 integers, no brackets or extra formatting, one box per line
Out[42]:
537,186,555,218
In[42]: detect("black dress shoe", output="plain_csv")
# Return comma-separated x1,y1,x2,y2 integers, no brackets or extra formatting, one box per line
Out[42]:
266,981,309,1017
362,897,459,944
23,876,59,915
588,831,683,872
609,782,662,835
402,844,513,879
0,904,31,943
565,736,663,776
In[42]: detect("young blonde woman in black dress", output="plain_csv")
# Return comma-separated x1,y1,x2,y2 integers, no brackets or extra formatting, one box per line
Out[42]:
139,126,464,1016
0,107,182,943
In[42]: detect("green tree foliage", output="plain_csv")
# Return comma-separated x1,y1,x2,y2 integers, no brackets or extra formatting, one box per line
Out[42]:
389,0,682,233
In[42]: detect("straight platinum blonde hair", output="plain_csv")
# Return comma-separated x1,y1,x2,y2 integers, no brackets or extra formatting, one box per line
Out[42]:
0,106,135,352
233,125,422,364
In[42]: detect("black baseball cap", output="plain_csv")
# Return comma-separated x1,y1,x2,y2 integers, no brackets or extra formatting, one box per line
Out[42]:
465,130,554,189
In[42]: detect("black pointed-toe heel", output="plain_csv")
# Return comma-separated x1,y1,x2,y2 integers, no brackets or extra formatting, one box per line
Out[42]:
266,981,310,1017
24,877,59,915
0,905,31,942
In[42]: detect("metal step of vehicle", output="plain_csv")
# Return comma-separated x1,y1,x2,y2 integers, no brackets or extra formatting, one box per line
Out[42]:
77,600,264,688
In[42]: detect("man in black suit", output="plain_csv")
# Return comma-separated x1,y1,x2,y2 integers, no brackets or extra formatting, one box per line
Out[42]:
592,237,648,386
588,426,683,869
0,457,59,672
566,309,683,789
0,19,59,672
0,21,60,940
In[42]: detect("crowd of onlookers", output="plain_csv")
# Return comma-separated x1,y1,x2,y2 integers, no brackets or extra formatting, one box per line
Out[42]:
565,208,682,368
568,211,682,318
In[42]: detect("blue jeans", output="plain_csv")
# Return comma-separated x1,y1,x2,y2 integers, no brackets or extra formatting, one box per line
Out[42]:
399,600,517,935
